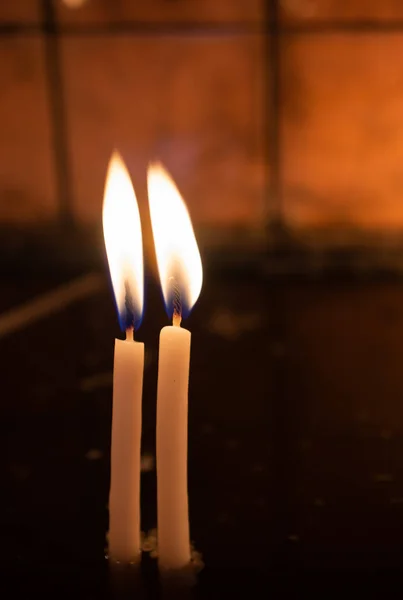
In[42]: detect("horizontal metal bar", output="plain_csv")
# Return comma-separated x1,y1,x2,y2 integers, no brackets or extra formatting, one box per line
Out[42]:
0,21,263,37
2,19,403,38
282,20,403,34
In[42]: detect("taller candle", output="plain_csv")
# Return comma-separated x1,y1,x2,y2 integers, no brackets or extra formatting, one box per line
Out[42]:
103,152,144,564
147,163,203,571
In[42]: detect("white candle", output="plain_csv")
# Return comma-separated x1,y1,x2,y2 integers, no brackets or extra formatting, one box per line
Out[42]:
148,163,203,571
103,152,144,564
109,330,144,562
156,324,191,569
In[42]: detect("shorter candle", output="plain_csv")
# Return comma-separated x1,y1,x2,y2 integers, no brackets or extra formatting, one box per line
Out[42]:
103,152,145,563
156,323,191,569
148,162,203,571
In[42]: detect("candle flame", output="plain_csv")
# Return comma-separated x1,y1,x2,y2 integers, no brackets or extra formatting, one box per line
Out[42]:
103,152,144,331
147,162,202,320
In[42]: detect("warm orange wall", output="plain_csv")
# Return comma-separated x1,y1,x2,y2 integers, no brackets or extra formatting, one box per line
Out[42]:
281,34,403,232
3,0,403,244
62,35,265,228
0,37,56,223
281,0,403,22
56,0,263,24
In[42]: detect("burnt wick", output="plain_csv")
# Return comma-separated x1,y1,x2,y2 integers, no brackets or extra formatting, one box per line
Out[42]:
169,276,182,327
124,279,135,331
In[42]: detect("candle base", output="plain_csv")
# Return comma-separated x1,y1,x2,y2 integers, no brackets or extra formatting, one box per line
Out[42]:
159,563,197,595
106,530,203,598
108,558,144,599
142,528,204,595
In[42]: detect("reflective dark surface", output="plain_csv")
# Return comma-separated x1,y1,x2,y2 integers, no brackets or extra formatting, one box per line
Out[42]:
1,265,403,596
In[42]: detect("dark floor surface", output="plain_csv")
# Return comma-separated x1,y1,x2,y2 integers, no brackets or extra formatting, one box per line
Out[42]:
1,267,403,597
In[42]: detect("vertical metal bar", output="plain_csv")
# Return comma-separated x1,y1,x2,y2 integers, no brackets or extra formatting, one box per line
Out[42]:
265,0,295,574
266,0,284,237
41,0,73,226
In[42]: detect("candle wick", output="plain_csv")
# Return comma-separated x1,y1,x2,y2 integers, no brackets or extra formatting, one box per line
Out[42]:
124,278,135,332
169,276,182,327
126,327,134,341
172,311,182,327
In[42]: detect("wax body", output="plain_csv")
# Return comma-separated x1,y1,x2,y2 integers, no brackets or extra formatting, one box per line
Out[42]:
109,338,144,563
157,325,191,570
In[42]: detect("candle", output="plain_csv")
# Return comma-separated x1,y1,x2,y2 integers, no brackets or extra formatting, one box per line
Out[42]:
147,163,203,571
103,152,144,564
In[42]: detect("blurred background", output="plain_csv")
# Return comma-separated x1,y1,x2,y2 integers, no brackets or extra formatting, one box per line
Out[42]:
4,0,403,269
3,0,403,595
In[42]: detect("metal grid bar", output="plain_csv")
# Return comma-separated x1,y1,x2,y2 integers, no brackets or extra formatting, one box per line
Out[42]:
3,20,403,36
0,21,263,37
266,0,282,231
41,0,73,225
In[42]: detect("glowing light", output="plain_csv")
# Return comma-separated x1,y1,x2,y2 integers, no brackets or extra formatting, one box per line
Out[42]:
147,162,202,320
62,0,87,9
103,152,144,330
